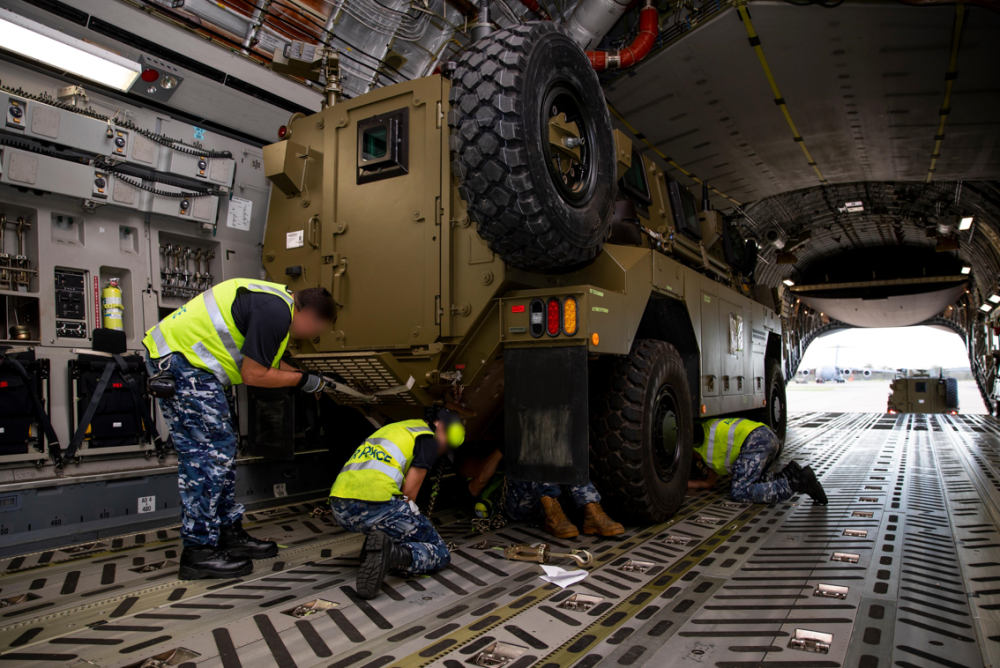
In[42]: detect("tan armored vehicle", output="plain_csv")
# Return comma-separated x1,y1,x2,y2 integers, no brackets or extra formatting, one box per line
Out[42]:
262,23,785,522
887,371,959,415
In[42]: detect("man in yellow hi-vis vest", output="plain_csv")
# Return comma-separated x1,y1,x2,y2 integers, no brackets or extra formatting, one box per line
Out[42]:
688,418,827,505
143,279,336,580
329,407,466,599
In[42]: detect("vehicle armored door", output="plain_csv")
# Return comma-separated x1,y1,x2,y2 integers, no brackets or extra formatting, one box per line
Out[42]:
321,78,443,350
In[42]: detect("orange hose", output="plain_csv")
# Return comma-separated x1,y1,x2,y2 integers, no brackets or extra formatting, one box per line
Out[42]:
586,5,658,71
518,0,550,19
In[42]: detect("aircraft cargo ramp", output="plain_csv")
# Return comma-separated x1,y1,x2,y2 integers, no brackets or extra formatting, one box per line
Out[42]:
2,412,1000,668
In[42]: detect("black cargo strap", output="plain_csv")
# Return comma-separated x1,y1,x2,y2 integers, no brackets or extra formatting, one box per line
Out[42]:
111,353,165,457
1,355,61,463
63,361,117,463
64,355,165,463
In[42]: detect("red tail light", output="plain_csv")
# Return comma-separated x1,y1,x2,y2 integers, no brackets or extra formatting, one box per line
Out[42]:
278,125,288,139
546,298,561,336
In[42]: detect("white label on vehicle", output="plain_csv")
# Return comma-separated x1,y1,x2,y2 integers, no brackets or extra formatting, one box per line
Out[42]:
227,197,253,231
113,421,122,428
274,483,287,498
138,496,155,514
531,313,543,324
918,399,925,404
286,230,304,249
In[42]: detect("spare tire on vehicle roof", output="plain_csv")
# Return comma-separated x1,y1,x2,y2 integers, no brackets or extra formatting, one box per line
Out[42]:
448,21,617,272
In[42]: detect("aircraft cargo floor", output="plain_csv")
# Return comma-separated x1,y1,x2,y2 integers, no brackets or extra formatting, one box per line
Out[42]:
3,411,1000,668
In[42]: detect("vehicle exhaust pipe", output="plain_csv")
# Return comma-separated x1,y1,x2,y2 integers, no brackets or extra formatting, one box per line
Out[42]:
585,0,658,71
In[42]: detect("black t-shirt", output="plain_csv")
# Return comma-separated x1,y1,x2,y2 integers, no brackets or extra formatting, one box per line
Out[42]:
410,434,439,470
231,289,293,367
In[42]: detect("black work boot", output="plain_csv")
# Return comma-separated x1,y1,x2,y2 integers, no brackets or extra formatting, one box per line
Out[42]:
179,546,253,580
356,531,412,600
219,521,279,559
781,462,828,505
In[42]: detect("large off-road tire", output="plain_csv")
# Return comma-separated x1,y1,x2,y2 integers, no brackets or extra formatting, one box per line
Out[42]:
448,22,616,272
945,377,959,409
590,340,694,524
753,359,787,448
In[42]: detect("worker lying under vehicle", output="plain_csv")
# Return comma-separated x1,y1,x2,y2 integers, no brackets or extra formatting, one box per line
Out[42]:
687,418,828,505
329,408,466,599
142,280,337,580
457,446,625,539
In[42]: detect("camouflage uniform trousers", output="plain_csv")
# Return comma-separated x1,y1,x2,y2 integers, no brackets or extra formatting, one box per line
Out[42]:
329,496,450,574
146,353,243,547
504,480,601,521
730,427,793,504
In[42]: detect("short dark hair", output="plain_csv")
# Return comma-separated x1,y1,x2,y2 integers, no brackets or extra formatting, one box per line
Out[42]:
294,287,336,321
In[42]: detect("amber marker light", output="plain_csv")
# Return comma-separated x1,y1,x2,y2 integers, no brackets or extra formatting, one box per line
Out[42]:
563,297,578,335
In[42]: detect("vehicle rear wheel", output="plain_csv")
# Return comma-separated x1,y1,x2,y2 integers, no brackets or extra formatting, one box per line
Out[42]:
945,378,959,409
753,359,787,448
448,21,616,272
590,340,694,524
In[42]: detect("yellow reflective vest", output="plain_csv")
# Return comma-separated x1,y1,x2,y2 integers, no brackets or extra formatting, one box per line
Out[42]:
142,278,294,387
330,420,435,502
694,417,765,475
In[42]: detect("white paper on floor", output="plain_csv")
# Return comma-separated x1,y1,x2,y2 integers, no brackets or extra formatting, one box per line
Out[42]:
539,564,588,588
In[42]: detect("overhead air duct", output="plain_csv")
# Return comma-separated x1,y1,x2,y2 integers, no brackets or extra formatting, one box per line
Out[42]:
567,0,659,71
765,228,787,250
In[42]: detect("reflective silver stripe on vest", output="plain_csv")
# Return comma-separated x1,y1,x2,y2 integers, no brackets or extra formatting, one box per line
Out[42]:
341,459,405,487
406,426,433,434
203,288,245,370
192,341,231,387
724,418,745,473
249,283,294,304
149,325,171,357
706,420,721,470
367,437,407,466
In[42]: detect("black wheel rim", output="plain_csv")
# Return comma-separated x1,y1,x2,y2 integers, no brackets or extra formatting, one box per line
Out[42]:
770,381,783,427
652,384,682,482
541,83,597,205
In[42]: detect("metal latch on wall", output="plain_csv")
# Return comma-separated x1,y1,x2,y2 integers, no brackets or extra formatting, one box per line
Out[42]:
332,255,348,306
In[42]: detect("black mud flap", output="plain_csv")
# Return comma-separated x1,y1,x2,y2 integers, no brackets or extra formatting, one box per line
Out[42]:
505,346,588,485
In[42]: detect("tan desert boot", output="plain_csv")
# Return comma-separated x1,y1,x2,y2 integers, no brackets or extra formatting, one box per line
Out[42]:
540,496,579,538
582,503,625,536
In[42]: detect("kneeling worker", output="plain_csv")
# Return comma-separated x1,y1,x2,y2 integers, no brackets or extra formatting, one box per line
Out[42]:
688,417,828,505
329,408,465,599
143,279,336,579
